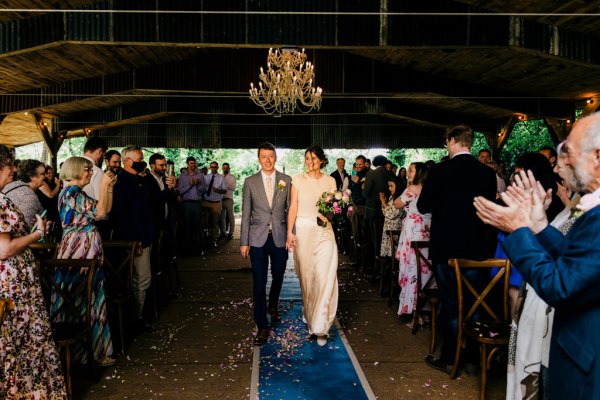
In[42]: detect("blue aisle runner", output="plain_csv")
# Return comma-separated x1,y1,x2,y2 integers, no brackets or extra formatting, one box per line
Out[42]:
252,267,375,400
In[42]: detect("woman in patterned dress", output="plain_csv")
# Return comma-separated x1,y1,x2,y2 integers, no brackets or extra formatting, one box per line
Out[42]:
0,145,67,399
394,162,432,327
379,178,403,257
55,156,116,366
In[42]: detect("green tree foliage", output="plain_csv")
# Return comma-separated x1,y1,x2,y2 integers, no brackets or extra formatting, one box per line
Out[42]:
498,119,555,172
470,131,489,157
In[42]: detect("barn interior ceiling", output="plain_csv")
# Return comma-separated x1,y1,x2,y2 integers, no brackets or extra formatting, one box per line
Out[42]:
0,0,599,150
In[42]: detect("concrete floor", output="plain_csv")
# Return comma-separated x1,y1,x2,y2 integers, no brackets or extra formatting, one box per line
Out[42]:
79,234,506,400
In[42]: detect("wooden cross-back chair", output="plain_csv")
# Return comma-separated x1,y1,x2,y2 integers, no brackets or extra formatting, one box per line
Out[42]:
0,298,15,325
39,258,98,400
29,241,58,261
102,240,139,355
381,229,401,304
448,258,512,400
411,240,439,354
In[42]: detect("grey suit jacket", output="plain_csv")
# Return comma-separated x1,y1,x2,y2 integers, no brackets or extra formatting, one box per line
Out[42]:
240,170,292,248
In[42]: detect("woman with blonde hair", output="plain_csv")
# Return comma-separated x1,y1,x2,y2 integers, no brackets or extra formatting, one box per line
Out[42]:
54,156,117,366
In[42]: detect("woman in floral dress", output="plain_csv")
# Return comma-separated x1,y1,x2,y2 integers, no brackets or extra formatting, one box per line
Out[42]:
379,178,402,257
55,156,116,366
394,162,432,326
0,144,67,399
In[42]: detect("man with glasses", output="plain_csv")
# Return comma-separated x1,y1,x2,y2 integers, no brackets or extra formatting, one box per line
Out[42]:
202,161,227,245
474,112,600,399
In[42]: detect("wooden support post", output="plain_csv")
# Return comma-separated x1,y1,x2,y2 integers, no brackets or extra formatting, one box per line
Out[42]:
33,114,64,171
481,131,498,161
545,117,567,143
496,116,519,156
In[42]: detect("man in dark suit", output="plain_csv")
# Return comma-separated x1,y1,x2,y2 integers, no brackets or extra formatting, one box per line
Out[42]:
330,158,349,190
144,153,178,296
144,153,177,236
474,113,600,399
362,155,393,269
240,143,292,346
417,124,497,373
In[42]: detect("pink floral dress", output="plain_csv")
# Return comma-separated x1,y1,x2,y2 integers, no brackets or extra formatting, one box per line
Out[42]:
0,194,67,399
395,188,432,316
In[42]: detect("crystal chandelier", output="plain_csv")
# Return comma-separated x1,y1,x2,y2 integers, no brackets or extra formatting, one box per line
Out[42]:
249,48,323,115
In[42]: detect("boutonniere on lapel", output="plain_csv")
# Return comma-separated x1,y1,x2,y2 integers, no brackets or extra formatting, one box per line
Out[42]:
573,192,600,218
277,180,286,191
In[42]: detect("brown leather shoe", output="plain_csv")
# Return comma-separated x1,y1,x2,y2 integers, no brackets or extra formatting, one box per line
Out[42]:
268,307,282,323
254,328,270,346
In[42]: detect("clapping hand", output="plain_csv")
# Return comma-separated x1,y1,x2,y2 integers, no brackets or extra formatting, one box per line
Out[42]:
474,170,549,234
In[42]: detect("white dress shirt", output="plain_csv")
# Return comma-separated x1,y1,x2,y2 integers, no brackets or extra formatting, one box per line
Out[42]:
82,155,103,200
223,173,236,200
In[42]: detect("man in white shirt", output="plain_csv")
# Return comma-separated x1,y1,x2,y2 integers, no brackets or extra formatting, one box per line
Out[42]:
82,137,107,200
202,161,227,244
219,162,236,240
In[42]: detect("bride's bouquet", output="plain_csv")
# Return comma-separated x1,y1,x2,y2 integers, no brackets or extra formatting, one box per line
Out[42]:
315,189,353,227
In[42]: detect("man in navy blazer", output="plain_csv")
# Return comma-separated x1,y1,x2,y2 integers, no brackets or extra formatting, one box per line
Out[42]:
417,124,497,373
474,112,600,399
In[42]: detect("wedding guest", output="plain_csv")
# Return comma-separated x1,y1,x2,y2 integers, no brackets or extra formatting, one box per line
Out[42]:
2,159,45,230
177,156,205,255
505,142,581,399
478,149,492,164
418,124,497,374
474,112,600,399
379,178,402,257
37,165,62,239
394,163,432,325
104,150,122,174
55,156,117,366
219,162,236,240
110,146,154,333
0,144,67,398
287,146,338,347
202,161,227,243
82,137,107,201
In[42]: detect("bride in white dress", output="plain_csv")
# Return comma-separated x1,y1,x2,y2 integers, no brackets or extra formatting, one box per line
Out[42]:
286,146,339,347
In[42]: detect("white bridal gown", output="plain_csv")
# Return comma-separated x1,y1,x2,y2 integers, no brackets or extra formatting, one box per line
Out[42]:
292,173,339,336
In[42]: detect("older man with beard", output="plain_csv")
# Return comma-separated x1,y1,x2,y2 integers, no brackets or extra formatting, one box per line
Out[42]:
474,112,600,399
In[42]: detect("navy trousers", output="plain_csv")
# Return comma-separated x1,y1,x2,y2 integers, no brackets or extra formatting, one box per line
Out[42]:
250,234,288,329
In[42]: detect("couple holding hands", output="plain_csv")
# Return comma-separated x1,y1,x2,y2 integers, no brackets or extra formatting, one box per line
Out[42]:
240,143,338,347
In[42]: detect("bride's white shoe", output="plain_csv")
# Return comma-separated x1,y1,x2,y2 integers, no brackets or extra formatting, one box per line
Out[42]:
302,315,307,324
317,335,327,347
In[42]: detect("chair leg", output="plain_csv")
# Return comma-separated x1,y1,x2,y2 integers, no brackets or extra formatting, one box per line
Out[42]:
480,343,488,400
450,331,463,379
118,304,125,355
429,301,437,354
64,345,72,400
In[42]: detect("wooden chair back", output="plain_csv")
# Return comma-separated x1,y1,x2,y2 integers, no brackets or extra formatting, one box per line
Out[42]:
29,242,58,260
449,258,511,327
0,298,15,325
39,259,98,328
447,258,512,385
411,240,439,353
102,240,139,296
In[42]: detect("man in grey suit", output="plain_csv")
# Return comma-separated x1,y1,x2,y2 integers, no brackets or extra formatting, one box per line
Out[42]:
240,142,292,345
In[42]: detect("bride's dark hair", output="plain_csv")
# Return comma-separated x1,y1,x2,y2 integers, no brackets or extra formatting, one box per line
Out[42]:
305,146,328,169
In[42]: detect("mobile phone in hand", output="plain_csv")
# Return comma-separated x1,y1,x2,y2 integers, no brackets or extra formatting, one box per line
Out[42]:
30,209,47,234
